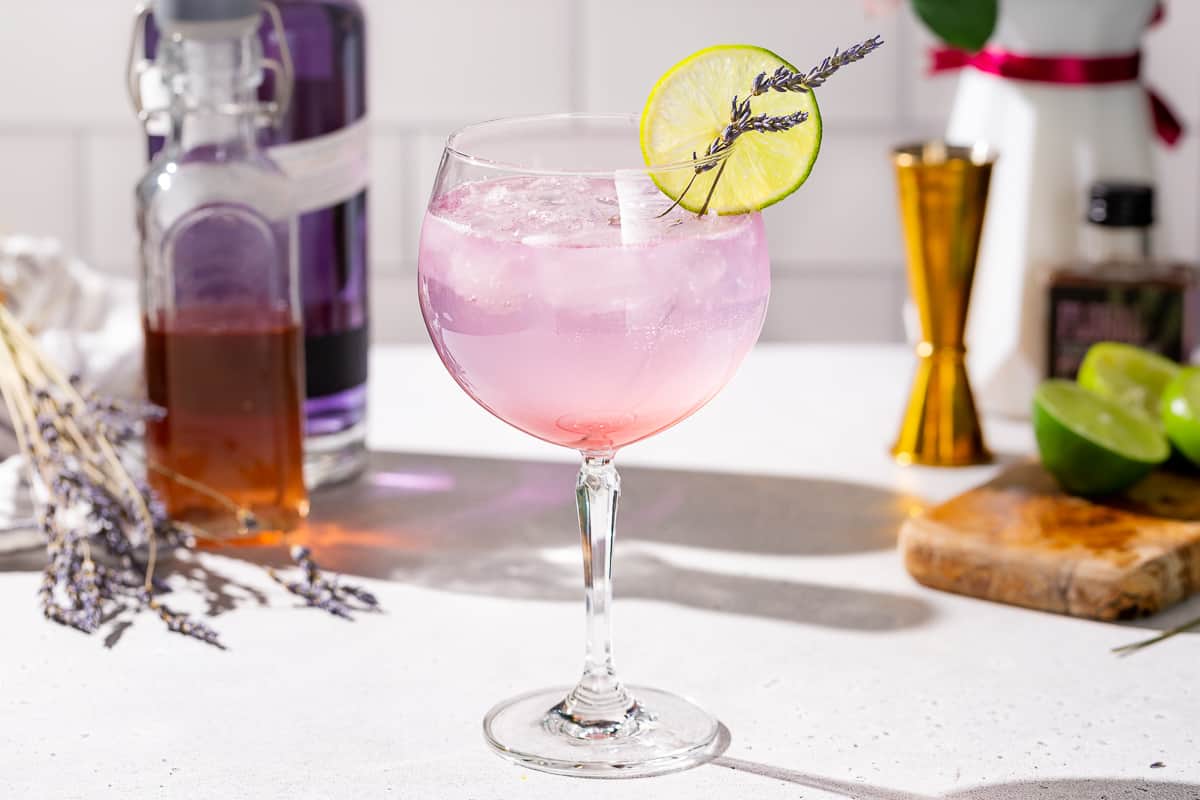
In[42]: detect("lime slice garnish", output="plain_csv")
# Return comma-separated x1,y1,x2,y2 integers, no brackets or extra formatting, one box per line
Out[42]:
1161,367,1200,465
640,44,821,214
1034,380,1169,496
1077,342,1179,424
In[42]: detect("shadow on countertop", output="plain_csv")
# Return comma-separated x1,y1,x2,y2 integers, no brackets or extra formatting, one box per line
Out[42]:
712,756,1200,799
305,450,916,556
5,449,1197,639
239,449,935,632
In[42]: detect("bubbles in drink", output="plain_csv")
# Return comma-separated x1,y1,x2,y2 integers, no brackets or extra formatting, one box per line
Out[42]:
429,175,750,247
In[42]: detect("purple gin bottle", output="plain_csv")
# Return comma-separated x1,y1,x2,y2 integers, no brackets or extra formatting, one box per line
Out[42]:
147,0,369,488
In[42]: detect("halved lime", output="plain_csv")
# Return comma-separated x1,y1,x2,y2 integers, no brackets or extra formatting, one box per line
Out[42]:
640,45,821,214
1077,342,1179,424
1161,367,1200,465
1033,380,1169,497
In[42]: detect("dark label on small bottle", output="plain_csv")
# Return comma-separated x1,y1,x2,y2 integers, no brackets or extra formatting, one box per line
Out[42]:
1047,284,1184,378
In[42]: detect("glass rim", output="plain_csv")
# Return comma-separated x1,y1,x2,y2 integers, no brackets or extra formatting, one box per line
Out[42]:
892,140,997,167
443,112,727,177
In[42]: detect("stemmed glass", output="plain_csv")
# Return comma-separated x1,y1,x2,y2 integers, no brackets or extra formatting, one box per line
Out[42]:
417,114,771,777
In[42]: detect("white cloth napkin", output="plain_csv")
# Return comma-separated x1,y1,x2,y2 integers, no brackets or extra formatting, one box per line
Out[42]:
0,236,142,552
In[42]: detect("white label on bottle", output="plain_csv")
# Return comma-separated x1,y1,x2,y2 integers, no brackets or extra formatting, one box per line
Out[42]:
269,117,370,215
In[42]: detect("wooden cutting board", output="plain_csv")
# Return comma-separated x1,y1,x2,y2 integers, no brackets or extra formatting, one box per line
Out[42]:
899,462,1200,620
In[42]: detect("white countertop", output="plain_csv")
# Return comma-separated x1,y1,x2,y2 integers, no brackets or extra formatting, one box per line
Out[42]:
2,344,1197,800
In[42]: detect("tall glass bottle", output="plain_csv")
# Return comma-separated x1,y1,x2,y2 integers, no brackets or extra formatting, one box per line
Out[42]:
135,0,308,538
144,0,369,488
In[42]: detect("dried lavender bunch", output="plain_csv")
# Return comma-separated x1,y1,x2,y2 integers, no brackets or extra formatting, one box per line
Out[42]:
0,304,384,646
146,591,223,648
0,303,221,646
269,545,380,620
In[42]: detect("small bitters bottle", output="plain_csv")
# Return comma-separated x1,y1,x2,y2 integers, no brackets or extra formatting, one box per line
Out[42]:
1047,182,1199,379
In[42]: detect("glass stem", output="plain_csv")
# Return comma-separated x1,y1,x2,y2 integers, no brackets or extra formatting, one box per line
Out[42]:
552,453,640,737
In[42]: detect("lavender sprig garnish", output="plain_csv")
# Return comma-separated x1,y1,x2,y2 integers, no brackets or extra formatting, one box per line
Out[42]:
665,35,884,216
703,102,811,171
269,545,381,620
707,35,884,165
749,35,885,95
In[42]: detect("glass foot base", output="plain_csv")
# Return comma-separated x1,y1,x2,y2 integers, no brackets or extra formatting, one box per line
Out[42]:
304,422,368,490
483,686,720,778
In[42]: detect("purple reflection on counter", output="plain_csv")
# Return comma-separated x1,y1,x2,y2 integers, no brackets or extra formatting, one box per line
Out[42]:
370,470,457,493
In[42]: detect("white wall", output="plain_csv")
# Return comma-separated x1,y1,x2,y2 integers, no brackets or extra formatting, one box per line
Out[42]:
0,0,1196,343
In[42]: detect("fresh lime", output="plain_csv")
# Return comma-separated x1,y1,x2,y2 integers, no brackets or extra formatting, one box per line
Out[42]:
1160,367,1200,465
1033,380,1169,496
1077,342,1179,424
640,44,821,214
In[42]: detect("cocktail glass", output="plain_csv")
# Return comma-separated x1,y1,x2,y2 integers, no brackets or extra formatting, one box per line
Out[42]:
417,114,771,777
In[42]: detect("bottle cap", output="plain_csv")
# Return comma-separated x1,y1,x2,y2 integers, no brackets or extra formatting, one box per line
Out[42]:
153,0,261,26
1088,182,1154,228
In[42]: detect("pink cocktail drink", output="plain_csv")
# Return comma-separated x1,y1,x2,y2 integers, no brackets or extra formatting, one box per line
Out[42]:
415,35,880,771
418,114,777,777
418,174,770,453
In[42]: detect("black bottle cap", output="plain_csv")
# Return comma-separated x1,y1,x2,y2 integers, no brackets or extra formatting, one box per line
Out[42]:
1088,182,1154,227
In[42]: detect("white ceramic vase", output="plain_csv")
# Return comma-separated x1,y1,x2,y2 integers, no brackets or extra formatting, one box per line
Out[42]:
947,0,1159,417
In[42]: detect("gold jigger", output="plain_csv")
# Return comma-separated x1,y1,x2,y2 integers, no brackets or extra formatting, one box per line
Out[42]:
891,141,995,467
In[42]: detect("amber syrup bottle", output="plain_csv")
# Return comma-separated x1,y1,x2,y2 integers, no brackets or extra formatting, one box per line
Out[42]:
134,0,308,542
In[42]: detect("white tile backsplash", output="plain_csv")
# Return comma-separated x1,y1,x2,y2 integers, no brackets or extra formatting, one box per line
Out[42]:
0,0,133,125
901,4,960,126
1145,0,1200,128
761,271,905,342
0,132,79,244
0,0,1197,345
1153,129,1200,262
370,273,427,343
82,129,144,274
367,130,406,272
362,0,572,124
579,0,901,124
764,131,905,269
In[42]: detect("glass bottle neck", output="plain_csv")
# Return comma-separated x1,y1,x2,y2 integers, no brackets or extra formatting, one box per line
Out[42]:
160,30,263,154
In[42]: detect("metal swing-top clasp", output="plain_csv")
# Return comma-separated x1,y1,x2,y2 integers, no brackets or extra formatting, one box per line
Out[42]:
125,1,294,131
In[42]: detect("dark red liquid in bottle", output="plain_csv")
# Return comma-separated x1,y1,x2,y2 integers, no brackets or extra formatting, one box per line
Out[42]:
144,307,309,542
